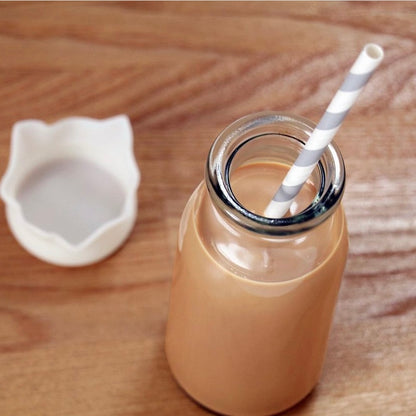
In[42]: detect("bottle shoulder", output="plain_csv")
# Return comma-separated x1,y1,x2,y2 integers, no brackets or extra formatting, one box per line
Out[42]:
178,183,348,283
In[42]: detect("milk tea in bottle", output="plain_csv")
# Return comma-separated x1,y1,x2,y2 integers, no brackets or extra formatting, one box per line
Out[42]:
165,112,348,415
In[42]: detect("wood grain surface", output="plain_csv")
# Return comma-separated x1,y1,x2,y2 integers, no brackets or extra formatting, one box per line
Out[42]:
0,2,415,415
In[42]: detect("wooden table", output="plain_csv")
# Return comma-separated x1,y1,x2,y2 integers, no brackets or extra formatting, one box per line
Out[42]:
0,2,415,415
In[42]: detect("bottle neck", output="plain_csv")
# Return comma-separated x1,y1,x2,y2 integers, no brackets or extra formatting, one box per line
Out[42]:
205,112,346,236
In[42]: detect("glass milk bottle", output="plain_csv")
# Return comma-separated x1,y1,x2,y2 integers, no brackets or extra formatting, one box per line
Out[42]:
165,112,349,416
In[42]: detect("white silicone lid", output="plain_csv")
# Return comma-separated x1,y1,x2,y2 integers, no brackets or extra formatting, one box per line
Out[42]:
0,115,140,267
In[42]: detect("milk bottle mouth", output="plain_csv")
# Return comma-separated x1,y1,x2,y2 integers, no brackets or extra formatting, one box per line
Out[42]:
206,112,346,236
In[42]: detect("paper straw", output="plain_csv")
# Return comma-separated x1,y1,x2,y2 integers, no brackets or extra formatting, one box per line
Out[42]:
264,43,384,218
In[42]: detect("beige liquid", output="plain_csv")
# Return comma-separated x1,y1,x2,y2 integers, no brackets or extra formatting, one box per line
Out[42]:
231,161,317,218
165,161,348,415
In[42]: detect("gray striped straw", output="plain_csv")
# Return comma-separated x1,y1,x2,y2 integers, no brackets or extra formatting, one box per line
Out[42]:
264,43,384,218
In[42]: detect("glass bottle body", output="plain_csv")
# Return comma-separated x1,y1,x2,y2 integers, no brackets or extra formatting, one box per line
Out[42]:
165,112,349,415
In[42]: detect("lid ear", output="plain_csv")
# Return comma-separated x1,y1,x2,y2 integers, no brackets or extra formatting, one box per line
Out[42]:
1,120,50,205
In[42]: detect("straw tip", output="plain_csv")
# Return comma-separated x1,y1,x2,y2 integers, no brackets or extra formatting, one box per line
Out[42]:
364,43,384,62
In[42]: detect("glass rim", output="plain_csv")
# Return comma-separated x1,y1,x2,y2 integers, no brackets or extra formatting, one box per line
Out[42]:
205,111,346,236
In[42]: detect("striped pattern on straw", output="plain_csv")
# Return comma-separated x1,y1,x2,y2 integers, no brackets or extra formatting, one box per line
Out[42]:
264,43,384,218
